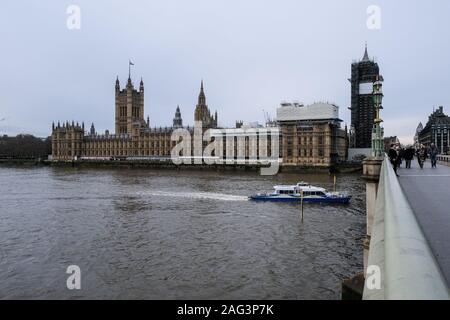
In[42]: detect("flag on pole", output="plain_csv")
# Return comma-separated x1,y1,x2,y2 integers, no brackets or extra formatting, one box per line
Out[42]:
128,60,134,78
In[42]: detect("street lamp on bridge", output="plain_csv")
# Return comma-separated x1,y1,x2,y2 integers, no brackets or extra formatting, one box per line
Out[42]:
372,75,384,157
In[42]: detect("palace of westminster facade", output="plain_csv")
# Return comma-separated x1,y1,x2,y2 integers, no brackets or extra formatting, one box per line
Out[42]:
52,76,217,161
52,74,348,166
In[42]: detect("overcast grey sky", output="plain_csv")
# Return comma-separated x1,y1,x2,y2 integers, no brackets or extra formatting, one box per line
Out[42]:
1,0,450,144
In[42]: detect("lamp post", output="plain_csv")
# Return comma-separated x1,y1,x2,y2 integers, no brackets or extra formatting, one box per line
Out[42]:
372,75,384,157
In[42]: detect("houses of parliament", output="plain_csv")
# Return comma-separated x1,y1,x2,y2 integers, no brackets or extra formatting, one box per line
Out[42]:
51,75,218,160
52,70,348,166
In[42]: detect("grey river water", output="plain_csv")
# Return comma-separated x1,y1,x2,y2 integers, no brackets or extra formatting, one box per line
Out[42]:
0,166,365,299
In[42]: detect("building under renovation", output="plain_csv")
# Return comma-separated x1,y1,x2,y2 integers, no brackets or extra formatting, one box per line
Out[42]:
350,45,381,149
276,102,348,166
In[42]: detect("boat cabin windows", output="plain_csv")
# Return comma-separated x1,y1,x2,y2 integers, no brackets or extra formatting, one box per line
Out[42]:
303,191,326,197
278,189,295,195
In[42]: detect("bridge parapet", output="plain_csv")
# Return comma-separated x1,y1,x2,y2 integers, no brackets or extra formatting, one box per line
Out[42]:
437,155,450,166
363,157,450,300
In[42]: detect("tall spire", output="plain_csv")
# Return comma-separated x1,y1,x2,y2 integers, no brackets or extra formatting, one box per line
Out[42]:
362,43,370,62
173,105,183,128
198,80,206,105
90,123,95,136
115,76,120,91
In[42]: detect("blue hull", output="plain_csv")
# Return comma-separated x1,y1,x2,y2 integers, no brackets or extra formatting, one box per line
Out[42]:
249,195,351,204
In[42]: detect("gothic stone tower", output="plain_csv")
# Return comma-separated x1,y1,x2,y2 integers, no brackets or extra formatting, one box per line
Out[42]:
115,76,145,134
350,45,380,148
173,105,183,129
51,121,84,160
194,80,217,128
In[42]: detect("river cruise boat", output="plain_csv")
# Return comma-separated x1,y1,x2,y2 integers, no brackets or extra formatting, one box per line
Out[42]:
249,182,351,204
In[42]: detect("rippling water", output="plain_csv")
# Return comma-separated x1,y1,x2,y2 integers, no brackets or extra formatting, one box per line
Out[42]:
0,166,365,299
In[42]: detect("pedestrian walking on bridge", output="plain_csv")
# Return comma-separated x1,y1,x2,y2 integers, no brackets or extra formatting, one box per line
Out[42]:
388,144,399,176
417,144,427,169
397,144,404,168
404,146,414,169
429,143,439,168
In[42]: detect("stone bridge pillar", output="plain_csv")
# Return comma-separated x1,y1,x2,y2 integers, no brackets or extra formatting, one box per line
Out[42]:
361,156,383,276
342,155,383,299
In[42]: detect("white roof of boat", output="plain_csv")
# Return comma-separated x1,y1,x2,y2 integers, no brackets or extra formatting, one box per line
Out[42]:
273,184,326,192
273,185,297,191
298,185,327,192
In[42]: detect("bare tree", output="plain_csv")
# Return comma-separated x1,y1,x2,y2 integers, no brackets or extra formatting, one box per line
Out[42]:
0,134,51,159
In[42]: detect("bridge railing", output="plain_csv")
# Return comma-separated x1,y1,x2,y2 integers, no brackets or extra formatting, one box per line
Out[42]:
363,156,450,300
437,155,450,163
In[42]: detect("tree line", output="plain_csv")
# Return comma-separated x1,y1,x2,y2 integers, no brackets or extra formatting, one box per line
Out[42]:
0,134,51,159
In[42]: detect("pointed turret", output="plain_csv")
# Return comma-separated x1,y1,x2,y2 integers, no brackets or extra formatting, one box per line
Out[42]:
90,123,95,136
115,76,120,91
362,43,370,62
173,105,183,128
198,80,206,105
194,79,217,128
140,77,144,92
127,76,133,89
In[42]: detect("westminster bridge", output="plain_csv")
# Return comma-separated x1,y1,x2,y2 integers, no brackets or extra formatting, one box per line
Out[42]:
361,154,450,299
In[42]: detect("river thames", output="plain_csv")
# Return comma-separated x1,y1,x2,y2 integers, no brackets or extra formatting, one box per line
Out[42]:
0,166,365,299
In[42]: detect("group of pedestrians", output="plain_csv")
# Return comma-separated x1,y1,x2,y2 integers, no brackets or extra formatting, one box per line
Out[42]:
388,143,440,176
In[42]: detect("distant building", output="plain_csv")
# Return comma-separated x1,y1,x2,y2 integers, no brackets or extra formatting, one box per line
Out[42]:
173,105,183,129
414,122,423,147
418,106,450,154
276,102,348,166
52,76,217,160
51,75,348,167
194,80,217,128
115,76,145,135
209,122,279,164
349,45,381,148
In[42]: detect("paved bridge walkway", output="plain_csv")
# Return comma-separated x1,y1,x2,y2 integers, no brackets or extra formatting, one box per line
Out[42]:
398,158,450,286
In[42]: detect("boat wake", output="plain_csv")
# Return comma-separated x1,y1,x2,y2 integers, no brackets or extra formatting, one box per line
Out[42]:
138,191,249,202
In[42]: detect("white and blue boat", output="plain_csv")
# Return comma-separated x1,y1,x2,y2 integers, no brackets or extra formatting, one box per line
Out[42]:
249,182,351,204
